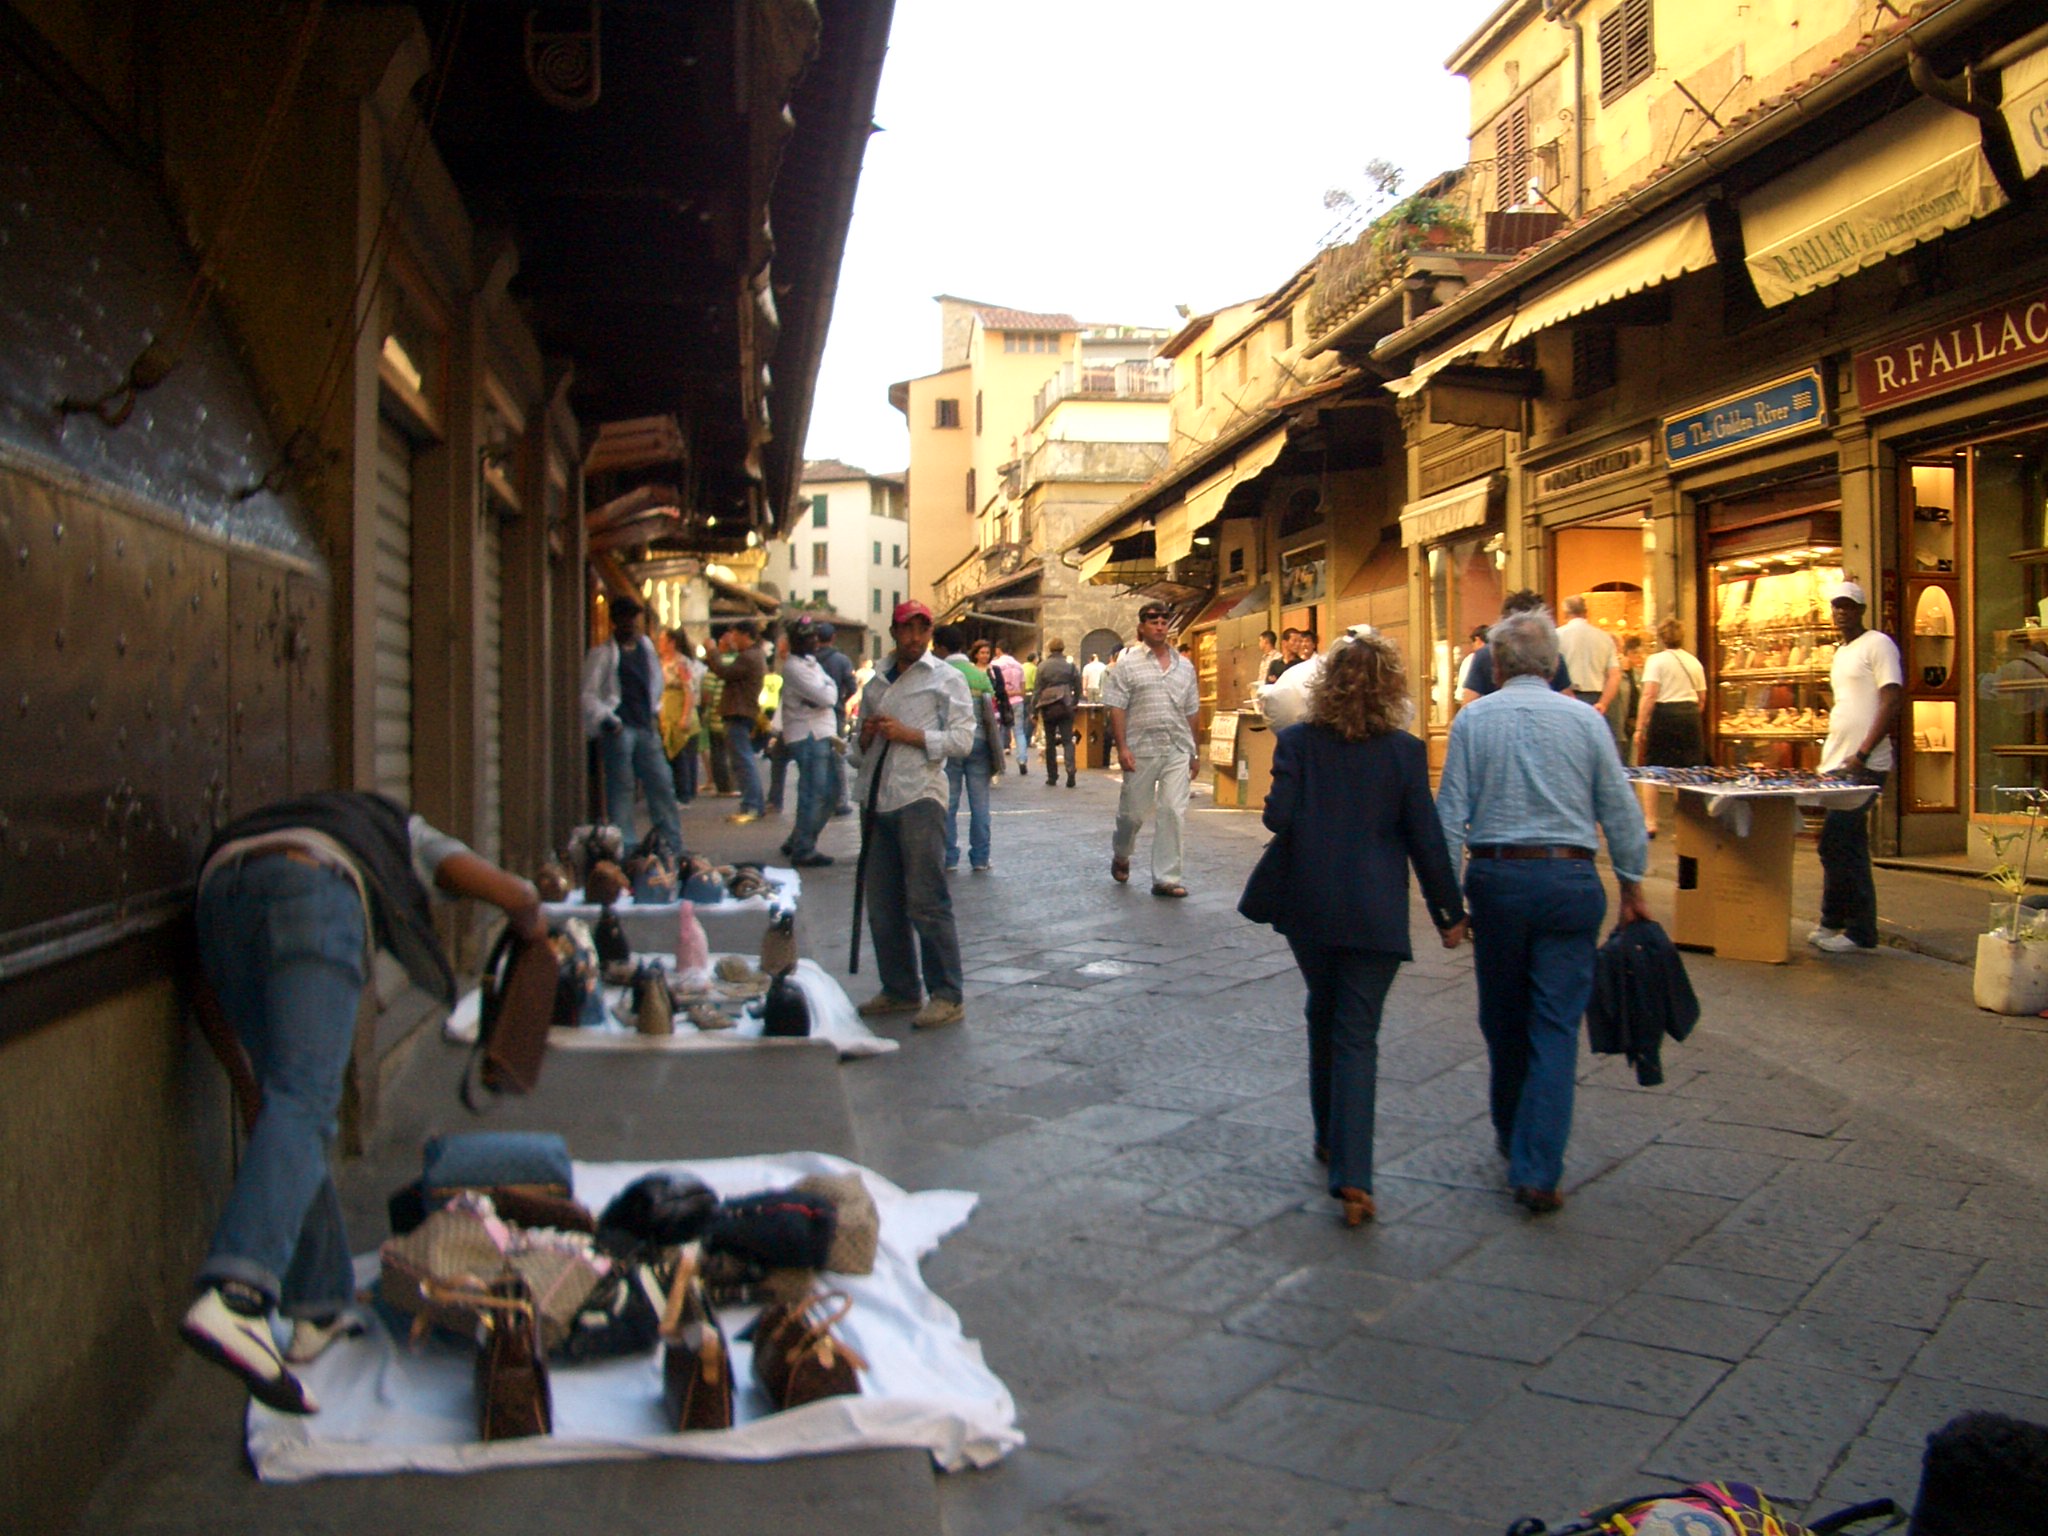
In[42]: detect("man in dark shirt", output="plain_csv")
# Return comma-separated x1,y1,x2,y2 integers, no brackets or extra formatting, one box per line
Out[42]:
579,597,682,851
1457,590,1573,702
707,620,768,821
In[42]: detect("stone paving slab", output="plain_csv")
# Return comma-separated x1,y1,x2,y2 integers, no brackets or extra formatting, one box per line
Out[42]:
760,770,2048,1530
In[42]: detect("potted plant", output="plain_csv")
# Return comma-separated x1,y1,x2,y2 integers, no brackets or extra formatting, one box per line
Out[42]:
1974,799,2048,1014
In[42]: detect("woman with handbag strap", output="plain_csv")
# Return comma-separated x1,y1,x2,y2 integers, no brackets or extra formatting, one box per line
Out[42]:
180,792,543,1415
1247,635,1467,1228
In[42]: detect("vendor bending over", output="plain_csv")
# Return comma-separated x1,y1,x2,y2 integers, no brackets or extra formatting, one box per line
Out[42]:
179,791,542,1414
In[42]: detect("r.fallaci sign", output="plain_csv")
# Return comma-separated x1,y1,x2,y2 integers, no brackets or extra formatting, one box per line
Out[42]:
1853,288,2048,413
1662,369,1827,468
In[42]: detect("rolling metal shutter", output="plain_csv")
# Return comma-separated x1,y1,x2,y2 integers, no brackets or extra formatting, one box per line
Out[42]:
480,515,504,866
371,420,414,802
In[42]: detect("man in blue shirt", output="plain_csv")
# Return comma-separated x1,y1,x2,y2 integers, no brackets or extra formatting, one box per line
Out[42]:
1457,589,1573,701
1437,606,1649,1214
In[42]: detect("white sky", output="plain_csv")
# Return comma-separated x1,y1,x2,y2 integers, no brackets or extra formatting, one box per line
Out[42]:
800,0,1502,474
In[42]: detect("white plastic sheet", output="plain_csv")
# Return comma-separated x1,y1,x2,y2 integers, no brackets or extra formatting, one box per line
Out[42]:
445,956,897,1060
247,1154,1018,1481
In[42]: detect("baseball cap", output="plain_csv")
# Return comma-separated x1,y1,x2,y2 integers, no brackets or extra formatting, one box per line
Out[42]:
892,600,933,625
1825,580,1868,606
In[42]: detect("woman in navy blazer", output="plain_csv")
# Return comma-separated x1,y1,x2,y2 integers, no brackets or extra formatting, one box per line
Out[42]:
1258,634,1467,1226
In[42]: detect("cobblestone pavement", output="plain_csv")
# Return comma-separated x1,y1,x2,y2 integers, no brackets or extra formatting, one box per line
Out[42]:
711,767,2048,1534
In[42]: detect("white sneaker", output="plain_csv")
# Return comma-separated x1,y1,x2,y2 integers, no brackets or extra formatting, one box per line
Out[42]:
284,1311,365,1365
1806,926,1842,947
1812,932,1870,953
181,1285,318,1414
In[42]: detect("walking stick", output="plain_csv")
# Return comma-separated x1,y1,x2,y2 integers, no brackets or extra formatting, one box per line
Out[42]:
848,739,888,974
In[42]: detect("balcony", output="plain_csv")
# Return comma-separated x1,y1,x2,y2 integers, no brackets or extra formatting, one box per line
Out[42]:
1031,360,1174,425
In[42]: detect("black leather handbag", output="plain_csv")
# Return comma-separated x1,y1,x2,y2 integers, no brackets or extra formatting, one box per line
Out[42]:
1236,834,1290,927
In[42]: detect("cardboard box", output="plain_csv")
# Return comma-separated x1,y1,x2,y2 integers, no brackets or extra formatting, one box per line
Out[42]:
1671,791,1796,963
1238,715,1276,811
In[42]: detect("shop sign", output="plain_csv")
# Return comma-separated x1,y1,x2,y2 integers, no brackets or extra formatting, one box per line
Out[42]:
1662,369,1826,468
1418,434,1505,496
1533,438,1654,500
1852,289,2048,413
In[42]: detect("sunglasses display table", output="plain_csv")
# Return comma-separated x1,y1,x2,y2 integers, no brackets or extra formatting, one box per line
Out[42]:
1628,773,1879,963
545,866,801,955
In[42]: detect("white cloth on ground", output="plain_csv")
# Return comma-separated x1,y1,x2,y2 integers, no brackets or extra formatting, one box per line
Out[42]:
244,1154,1016,1480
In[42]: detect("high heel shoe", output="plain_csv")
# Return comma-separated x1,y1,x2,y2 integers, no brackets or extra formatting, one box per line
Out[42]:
1336,1188,1375,1227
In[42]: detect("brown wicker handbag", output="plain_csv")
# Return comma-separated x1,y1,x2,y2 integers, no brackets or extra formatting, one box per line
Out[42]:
750,1290,865,1412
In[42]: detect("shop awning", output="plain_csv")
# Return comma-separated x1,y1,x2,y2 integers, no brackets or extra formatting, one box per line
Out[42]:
1501,210,1716,347
1155,427,1291,566
1078,543,1119,583
1081,530,1162,587
1399,475,1499,547
1740,95,2007,309
2002,41,2048,182
1392,313,1515,398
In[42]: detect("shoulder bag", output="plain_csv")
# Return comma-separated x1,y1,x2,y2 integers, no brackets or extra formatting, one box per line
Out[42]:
464,923,558,1109
1237,833,1290,926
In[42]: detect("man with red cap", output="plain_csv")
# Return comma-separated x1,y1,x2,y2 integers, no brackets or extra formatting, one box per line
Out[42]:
849,601,975,1029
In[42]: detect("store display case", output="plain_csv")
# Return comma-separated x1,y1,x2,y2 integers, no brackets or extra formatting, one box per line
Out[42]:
1906,581,1959,811
1708,547,1845,770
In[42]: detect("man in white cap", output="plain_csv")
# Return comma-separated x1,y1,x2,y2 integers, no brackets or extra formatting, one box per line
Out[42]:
1811,579,1902,953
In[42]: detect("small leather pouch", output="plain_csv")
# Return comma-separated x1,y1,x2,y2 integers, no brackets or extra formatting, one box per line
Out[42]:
659,1246,733,1432
749,1290,864,1412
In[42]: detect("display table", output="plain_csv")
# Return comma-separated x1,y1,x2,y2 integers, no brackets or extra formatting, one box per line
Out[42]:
545,866,800,954
1634,775,1878,963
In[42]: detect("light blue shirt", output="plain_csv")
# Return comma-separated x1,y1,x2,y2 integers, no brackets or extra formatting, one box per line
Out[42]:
1437,676,1649,884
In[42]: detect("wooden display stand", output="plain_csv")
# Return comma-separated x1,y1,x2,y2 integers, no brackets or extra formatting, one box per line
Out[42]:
1074,705,1110,770
1671,790,1796,963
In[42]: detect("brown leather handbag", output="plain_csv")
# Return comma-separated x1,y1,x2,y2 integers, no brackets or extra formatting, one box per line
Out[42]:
750,1290,865,1412
464,924,557,1108
659,1246,733,1432
461,1277,554,1441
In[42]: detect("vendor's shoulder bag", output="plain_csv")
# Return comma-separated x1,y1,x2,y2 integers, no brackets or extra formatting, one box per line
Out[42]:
1236,831,1290,927
463,924,557,1110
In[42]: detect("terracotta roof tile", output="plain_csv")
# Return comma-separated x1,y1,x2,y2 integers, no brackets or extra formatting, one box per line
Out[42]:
969,306,1079,332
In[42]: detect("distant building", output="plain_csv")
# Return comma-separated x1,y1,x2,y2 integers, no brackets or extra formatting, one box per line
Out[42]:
766,460,907,660
889,297,1172,658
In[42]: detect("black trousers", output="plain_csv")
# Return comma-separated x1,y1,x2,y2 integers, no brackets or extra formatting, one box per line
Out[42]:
1039,711,1075,780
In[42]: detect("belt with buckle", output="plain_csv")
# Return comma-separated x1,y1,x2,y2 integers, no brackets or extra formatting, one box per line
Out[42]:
1467,844,1593,861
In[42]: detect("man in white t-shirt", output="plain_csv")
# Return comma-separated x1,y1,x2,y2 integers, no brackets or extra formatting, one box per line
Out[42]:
1811,579,1902,954
1556,595,1621,716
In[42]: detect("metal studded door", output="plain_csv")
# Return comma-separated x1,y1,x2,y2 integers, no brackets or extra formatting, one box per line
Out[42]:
372,420,416,803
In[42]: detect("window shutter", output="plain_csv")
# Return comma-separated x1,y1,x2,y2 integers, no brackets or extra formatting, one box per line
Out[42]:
1599,1,1653,105
1494,102,1531,206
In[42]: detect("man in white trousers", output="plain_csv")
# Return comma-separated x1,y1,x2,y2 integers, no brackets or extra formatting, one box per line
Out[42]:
1105,601,1202,898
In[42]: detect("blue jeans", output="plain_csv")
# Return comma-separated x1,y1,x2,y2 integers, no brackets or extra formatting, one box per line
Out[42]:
1007,715,1030,772
945,752,992,869
1286,939,1400,1197
600,722,682,852
724,718,763,814
1464,857,1606,1193
195,857,367,1315
785,735,838,859
671,742,699,804
866,798,964,1003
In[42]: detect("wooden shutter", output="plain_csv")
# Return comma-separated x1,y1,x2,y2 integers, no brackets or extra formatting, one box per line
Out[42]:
480,513,504,866
1495,101,1531,206
1599,0,1654,105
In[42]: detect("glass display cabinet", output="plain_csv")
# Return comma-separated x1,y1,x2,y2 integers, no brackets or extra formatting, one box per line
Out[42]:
1708,547,1845,770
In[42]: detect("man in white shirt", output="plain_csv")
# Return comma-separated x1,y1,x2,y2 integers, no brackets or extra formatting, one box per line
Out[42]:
1081,652,1109,702
579,597,682,853
1556,595,1621,716
1811,579,1902,954
776,617,843,868
849,602,975,1028
1105,602,1203,896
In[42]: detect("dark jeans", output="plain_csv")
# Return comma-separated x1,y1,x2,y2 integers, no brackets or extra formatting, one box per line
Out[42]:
785,735,837,859
723,717,763,813
1465,857,1606,1193
1040,710,1074,781
707,728,733,794
1286,938,1399,1197
1819,769,1884,947
865,797,964,1004
599,722,682,852
671,743,699,804
766,733,789,812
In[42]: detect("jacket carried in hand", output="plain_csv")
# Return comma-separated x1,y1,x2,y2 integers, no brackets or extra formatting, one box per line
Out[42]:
1260,723,1464,958
1585,918,1700,1086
